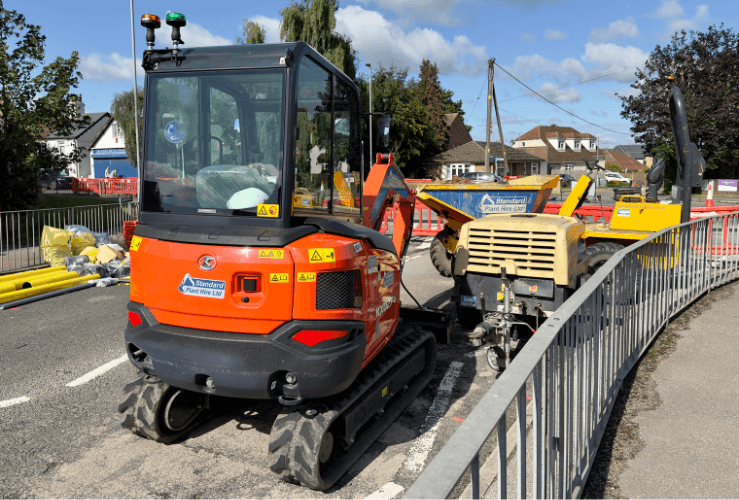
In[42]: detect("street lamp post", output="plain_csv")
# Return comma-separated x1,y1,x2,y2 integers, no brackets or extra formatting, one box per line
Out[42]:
366,63,372,166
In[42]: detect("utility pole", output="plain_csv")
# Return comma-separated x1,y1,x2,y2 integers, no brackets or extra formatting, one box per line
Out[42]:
491,60,508,176
129,0,141,204
130,0,141,170
484,60,493,174
366,63,373,166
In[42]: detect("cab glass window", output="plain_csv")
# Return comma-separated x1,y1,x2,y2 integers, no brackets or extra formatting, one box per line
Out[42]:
142,70,284,215
333,78,361,215
294,58,332,213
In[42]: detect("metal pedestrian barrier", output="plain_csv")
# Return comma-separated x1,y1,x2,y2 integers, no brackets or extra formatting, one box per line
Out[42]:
406,211,739,499
0,201,139,274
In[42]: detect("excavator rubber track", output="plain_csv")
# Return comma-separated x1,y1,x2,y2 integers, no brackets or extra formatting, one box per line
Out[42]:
118,375,210,443
268,322,437,491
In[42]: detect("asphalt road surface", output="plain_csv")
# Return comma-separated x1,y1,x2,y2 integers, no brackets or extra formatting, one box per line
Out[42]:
0,238,500,499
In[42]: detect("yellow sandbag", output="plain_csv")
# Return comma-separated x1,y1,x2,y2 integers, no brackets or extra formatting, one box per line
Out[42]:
80,246,99,263
71,232,96,255
41,226,72,267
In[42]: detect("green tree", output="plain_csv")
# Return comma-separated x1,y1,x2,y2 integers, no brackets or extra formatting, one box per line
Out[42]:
359,66,437,176
620,25,739,186
0,3,87,210
111,88,143,168
418,59,448,150
442,88,464,116
236,19,265,45
279,0,357,79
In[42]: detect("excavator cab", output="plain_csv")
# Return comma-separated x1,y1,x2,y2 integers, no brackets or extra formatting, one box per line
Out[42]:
140,42,364,230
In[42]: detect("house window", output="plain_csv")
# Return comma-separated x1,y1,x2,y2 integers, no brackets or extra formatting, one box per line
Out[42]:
558,140,565,150
590,140,596,148
449,163,469,179
521,142,526,147
564,164,573,171
574,140,581,150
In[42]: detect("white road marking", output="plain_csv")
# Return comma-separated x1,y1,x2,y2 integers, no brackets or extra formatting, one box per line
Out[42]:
66,354,128,387
417,241,432,250
0,396,30,408
364,482,405,499
403,361,464,472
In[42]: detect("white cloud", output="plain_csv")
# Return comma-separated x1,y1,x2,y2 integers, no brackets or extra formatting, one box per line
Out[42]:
589,17,639,43
336,6,487,75
505,54,587,83
178,22,232,47
656,0,684,19
79,53,140,82
522,32,537,43
357,0,460,25
79,23,230,83
247,16,282,44
655,1,709,39
544,29,569,41
537,82,582,103
582,43,647,83
589,109,609,118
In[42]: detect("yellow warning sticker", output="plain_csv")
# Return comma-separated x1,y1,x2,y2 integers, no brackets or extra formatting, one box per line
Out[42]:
129,236,142,251
269,273,290,283
381,386,388,397
308,248,336,263
258,249,285,259
297,272,316,282
257,204,279,218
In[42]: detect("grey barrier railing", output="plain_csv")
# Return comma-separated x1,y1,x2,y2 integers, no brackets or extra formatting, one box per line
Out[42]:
406,212,739,499
0,201,139,275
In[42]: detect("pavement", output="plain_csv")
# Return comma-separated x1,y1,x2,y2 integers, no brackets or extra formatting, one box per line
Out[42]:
616,281,739,498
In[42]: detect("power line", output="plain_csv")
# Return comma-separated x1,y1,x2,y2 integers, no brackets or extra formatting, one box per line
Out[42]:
469,79,487,116
493,61,632,136
499,67,636,103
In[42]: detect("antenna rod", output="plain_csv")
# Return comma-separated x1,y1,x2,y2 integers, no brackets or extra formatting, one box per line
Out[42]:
129,0,142,184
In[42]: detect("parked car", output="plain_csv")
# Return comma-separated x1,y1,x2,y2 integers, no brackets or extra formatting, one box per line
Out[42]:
460,171,503,183
38,169,74,190
604,171,629,183
559,174,574,187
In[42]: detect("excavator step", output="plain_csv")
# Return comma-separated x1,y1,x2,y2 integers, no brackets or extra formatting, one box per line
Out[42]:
267,322,437,490
399,306,454,344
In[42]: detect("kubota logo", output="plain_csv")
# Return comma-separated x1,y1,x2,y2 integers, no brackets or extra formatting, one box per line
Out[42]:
198,255,217,271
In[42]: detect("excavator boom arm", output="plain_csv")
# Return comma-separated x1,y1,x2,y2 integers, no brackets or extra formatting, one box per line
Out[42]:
362,153,415,259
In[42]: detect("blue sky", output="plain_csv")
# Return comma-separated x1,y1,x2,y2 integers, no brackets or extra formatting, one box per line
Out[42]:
7,0,735,148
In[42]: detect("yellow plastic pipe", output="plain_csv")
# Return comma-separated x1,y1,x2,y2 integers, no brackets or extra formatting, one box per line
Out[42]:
0,270,74,294
0,266,66,284
22,271,81,289
0,274,100,304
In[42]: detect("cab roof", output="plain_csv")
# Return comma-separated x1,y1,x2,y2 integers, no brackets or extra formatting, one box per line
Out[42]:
147,41,354,87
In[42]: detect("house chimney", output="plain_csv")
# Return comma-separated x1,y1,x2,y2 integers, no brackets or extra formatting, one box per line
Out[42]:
73,94,85,115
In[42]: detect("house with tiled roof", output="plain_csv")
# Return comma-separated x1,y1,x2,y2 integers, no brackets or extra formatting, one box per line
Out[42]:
512,125,602,175
614,144,653,169
442,113,474,150
424,140,547,180
603,149,645,173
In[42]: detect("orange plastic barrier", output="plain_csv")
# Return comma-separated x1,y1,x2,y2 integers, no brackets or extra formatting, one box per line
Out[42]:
72,178,137,195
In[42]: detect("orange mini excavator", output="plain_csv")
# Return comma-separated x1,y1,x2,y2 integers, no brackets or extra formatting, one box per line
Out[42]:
119,13,448,490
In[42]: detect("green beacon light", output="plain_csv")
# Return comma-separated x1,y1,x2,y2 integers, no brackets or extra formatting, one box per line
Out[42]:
166,12,187,58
